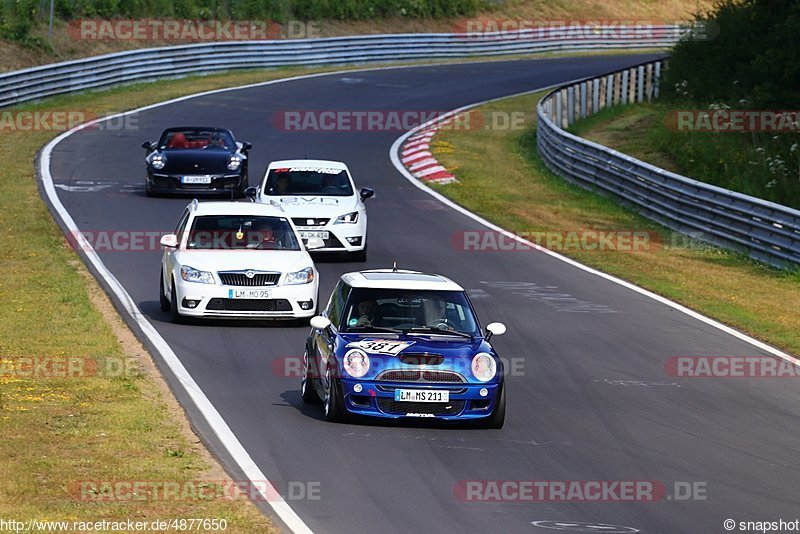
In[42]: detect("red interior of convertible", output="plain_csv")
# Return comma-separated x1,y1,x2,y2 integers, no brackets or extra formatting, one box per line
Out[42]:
166,132,211,149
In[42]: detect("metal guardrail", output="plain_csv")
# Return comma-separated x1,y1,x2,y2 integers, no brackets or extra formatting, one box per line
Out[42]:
537,59,800,269
0,27,687,108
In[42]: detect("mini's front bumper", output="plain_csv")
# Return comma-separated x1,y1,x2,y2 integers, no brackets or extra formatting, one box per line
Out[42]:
339,379,502,420
174,279,317,319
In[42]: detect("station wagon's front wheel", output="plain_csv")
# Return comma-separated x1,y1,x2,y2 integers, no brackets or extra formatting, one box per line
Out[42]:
323,367,346,422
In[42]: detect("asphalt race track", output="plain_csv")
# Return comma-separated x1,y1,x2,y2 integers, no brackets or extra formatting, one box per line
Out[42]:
45,55,800,533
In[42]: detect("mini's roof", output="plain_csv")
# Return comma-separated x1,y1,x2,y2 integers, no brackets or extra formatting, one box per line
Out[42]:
266,159,349,171
340,269,464,291
190,200,288,217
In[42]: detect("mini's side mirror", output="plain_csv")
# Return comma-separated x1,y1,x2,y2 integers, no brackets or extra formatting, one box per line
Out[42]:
160,234,178,248
360,187,375,201
242,141,252,151
306,237,325,250
310,316,331,330
142,141,153,150
485,322,506,340
244,186,258,201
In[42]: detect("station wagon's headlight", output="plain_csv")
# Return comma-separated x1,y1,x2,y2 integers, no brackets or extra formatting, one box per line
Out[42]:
180,265,214,284
285,266,314,285
343,349,370,378
471,352,497,382
227,155,242,171
150,154,166,170
334,211,359,224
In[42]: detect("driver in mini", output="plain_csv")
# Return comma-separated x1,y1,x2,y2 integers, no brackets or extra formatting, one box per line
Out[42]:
422,297,454,330
354,299,378,327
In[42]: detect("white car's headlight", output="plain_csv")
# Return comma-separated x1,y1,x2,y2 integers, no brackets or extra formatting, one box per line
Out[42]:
150,154,166,170
180,265,215,284
343,349,370,378
471,352,497,382
227,156,242,171
285,266,314,285
334,211,359,224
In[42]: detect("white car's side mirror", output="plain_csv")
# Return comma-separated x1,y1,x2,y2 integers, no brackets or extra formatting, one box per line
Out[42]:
306,237,325,250
485,322,506,340
160,234,178,248
310,316,331,330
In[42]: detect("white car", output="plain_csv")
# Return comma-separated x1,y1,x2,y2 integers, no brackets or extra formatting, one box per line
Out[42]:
159,200,320,323
248,159,373,261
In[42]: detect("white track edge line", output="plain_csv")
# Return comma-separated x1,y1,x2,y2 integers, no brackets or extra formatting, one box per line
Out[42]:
388,86,799,366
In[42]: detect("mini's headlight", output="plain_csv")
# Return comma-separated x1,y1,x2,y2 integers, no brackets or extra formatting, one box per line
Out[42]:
150,154,166,170
471,352,497,382
334,211,359,224
343,349,370,378
227,156,242,171
285,266,314,285
180,265,214,284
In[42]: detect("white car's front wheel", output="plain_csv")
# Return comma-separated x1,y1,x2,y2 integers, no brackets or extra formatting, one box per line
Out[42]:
169,279,184,324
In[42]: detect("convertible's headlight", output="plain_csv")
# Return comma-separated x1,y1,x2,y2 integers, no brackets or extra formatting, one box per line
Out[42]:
285,266,314,285
180,265,214,284
227,156,242,171
471,352,497,382
334,211,359,224
343,349,370,378
150,154,166,170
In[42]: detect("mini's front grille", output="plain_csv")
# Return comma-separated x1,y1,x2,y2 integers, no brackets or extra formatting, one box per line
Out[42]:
377,370,465,383
206,298,292,312
218,272,280,286
377,398,465,416
292,217,330,227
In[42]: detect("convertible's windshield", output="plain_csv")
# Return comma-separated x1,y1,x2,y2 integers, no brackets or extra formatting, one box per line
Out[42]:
263,167,354,196
342,288,479,335
160,129,235,151
185,216,300,251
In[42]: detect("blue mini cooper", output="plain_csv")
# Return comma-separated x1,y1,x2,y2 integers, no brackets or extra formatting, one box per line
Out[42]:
301,269,507,427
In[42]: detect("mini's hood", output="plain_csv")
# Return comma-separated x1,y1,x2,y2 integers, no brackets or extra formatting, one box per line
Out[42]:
339,334,489,359
175,249,310,274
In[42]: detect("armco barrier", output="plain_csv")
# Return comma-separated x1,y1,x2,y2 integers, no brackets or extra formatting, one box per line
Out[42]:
536,59,800,269
0,27,687,108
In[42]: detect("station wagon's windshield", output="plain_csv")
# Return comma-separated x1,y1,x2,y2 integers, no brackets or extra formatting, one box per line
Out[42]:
342,288,479,335
186,215,300,250
263,166,354,196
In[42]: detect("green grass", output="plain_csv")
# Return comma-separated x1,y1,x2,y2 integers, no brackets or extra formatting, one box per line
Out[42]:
431,91,800,355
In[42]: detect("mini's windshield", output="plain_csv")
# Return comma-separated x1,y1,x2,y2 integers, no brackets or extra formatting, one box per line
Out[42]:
186,216,300,250
342,288,479,335
160,129,235,150
263,166,354,196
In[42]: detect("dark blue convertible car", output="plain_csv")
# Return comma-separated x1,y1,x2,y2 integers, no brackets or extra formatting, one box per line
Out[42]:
302,269,507,427
142,126,251,196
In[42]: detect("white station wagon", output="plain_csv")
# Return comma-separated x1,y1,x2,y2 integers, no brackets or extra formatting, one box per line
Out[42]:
248,159,374,261
159,200,320,323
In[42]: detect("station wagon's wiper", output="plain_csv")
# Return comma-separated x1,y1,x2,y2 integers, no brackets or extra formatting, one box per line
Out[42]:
345,326,403,334
403,327,473,339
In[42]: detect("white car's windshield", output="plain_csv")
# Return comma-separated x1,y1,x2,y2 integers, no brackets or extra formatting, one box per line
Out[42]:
342,288,479,335
263,167,354,196
186,215,301,250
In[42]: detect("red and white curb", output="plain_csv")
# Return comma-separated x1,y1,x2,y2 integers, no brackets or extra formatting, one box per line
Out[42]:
399,127,459,185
